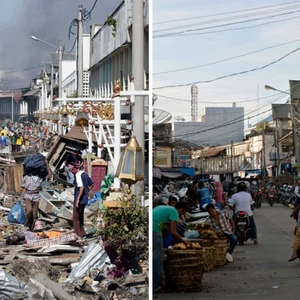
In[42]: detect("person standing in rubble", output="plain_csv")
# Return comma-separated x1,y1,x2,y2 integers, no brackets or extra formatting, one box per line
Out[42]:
20,160,52,231
64,149,83,184
69,163,94,238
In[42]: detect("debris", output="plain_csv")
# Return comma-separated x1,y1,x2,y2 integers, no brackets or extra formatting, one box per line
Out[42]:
28,277,56,300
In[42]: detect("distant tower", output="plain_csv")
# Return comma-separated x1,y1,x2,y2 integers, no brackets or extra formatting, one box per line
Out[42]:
191,84,198,122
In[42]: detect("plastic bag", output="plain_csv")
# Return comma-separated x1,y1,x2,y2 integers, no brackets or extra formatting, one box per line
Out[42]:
184,230,200,239
7,202,25,224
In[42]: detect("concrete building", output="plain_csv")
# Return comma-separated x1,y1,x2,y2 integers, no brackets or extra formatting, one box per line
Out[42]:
90,0,149,98
0,90,24,121
174,105,244,146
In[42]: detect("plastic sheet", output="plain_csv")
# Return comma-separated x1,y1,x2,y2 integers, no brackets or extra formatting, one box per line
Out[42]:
184,230,200,239
0,269,28,300
64,243,110,285
7,201,25,224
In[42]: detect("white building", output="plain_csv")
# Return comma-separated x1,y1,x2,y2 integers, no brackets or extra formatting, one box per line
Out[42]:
90,0,149,98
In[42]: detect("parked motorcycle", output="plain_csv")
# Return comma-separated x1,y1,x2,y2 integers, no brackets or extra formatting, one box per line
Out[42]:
235,211,252,245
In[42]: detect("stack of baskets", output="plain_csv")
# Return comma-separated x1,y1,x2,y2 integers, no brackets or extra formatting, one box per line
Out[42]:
198,239,215,272
213,239,228,268
164,249,205,292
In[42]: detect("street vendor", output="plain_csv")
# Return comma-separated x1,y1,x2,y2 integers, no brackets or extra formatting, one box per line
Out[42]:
153,201,189,293
20,160,52,231
205,203,238,256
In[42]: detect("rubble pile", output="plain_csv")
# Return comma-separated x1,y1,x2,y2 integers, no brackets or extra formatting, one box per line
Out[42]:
0,181,149,300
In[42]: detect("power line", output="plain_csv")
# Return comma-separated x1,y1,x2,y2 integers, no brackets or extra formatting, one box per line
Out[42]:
154,38,300,75
0,65,44,75
154,0,300,25
154,3,300,33
83,0,98,21
154,9,300,38
64,38,77,54
154,46,300,90
155,91,286,104
168,15,300,38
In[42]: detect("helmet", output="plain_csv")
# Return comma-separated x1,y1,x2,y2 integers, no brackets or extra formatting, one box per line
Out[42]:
251,181,257,185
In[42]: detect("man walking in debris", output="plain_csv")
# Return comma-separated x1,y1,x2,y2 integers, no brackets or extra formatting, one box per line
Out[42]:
69,163,94,239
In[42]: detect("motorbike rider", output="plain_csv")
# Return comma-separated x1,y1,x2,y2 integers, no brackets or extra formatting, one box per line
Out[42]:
229,181,258,244
266,181,277,203
249,181,259,201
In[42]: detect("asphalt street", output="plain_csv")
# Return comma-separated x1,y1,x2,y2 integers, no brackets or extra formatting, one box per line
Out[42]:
155,202,300,300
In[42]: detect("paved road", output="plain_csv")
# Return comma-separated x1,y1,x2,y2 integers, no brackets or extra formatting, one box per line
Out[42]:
155,203,300,300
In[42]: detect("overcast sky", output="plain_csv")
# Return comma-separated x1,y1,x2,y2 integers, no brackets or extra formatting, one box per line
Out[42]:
0,0,122,90
153,0,300,126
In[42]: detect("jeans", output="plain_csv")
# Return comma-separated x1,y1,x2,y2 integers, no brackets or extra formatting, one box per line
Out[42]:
224,233,238,254
153,232,163,291
249,216,258,240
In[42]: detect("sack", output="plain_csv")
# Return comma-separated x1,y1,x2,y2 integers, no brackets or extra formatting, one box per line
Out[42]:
24,153,48,179
184,230,200,239
7,202,25,224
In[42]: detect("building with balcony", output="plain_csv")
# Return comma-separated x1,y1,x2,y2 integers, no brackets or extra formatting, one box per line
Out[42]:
89,0,149,98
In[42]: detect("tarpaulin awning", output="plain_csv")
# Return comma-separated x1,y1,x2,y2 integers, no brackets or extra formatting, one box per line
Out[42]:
181,167,195,177
200,147,226,158
161,171,183,178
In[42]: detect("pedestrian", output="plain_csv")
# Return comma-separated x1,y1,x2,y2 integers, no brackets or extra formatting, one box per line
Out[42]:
289,203,300,261
186,180,198,208
229,182,258,244
69,163,94,238
20,160,52,231
11,132,17,152
64,149,83,184
205,203,237,255
153,201,190,293
198,181,213,211
0,126,7,137
0,133,6,147
214,181,224,209
15,132,24,152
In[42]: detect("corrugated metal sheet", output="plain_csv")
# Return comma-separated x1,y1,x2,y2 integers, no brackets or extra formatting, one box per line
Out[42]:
272,104,291,119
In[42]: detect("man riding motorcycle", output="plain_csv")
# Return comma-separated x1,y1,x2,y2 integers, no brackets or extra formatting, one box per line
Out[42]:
249,181,260,207
266,181,277,206
229,181,258,244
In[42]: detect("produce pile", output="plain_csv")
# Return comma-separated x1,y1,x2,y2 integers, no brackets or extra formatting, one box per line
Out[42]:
190,223,226,240
173,242,202,250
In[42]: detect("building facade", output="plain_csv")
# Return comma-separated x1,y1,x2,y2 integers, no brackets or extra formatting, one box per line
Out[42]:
90,0,149,98
174,105,244,147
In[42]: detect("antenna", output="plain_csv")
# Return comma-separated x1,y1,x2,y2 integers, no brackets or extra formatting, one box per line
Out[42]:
191,84,198,122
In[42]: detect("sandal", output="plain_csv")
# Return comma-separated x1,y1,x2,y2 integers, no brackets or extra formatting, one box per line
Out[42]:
253,240,258,244
288,256,297,262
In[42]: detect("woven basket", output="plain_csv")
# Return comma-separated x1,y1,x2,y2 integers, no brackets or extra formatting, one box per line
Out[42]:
166,264,204,292
213,239,228,267
202,246,215,272
164,249,205,263
198,239,215,247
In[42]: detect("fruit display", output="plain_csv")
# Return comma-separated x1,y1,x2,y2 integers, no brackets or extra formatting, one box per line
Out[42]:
173,242,202,250
199,230,218,240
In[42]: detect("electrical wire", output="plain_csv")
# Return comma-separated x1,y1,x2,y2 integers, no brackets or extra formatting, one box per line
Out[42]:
167,15,300,37
154,3,300,33
154,9,300,38
154,38,300,75
154,46,300,90
83,0,98,21
0,65,45,75
64,38,77,54
154,0,300,25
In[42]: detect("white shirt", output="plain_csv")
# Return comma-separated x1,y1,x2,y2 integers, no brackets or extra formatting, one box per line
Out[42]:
295,185,300,198
231,191,253,216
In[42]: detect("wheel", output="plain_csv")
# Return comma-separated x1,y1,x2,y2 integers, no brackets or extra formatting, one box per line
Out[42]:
238,231,245,245
269,202,273,207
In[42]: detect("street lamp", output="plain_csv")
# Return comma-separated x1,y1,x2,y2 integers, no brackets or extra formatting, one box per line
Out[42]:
31,35,63,99
264,85,290,95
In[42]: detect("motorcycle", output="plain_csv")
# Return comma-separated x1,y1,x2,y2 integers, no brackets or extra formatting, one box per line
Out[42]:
251,189,262,209
235,211,252,245
268,190,276,207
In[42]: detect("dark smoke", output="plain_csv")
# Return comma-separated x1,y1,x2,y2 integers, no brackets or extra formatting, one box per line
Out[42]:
0,0,122,89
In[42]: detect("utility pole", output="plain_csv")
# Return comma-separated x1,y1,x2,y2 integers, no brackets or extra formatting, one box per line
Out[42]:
262,127,266,180
58,40,63,98
275,119,280,176
230,141,233,173
50,63,54,108
132,0,145,197
11,91,14,122
132,0,144,152
77,4,83,103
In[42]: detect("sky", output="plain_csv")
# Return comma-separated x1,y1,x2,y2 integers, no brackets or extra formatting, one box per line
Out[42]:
153,0,300,127
0,0,122,90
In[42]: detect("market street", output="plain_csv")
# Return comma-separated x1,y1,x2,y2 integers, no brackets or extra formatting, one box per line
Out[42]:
155,203,300,300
